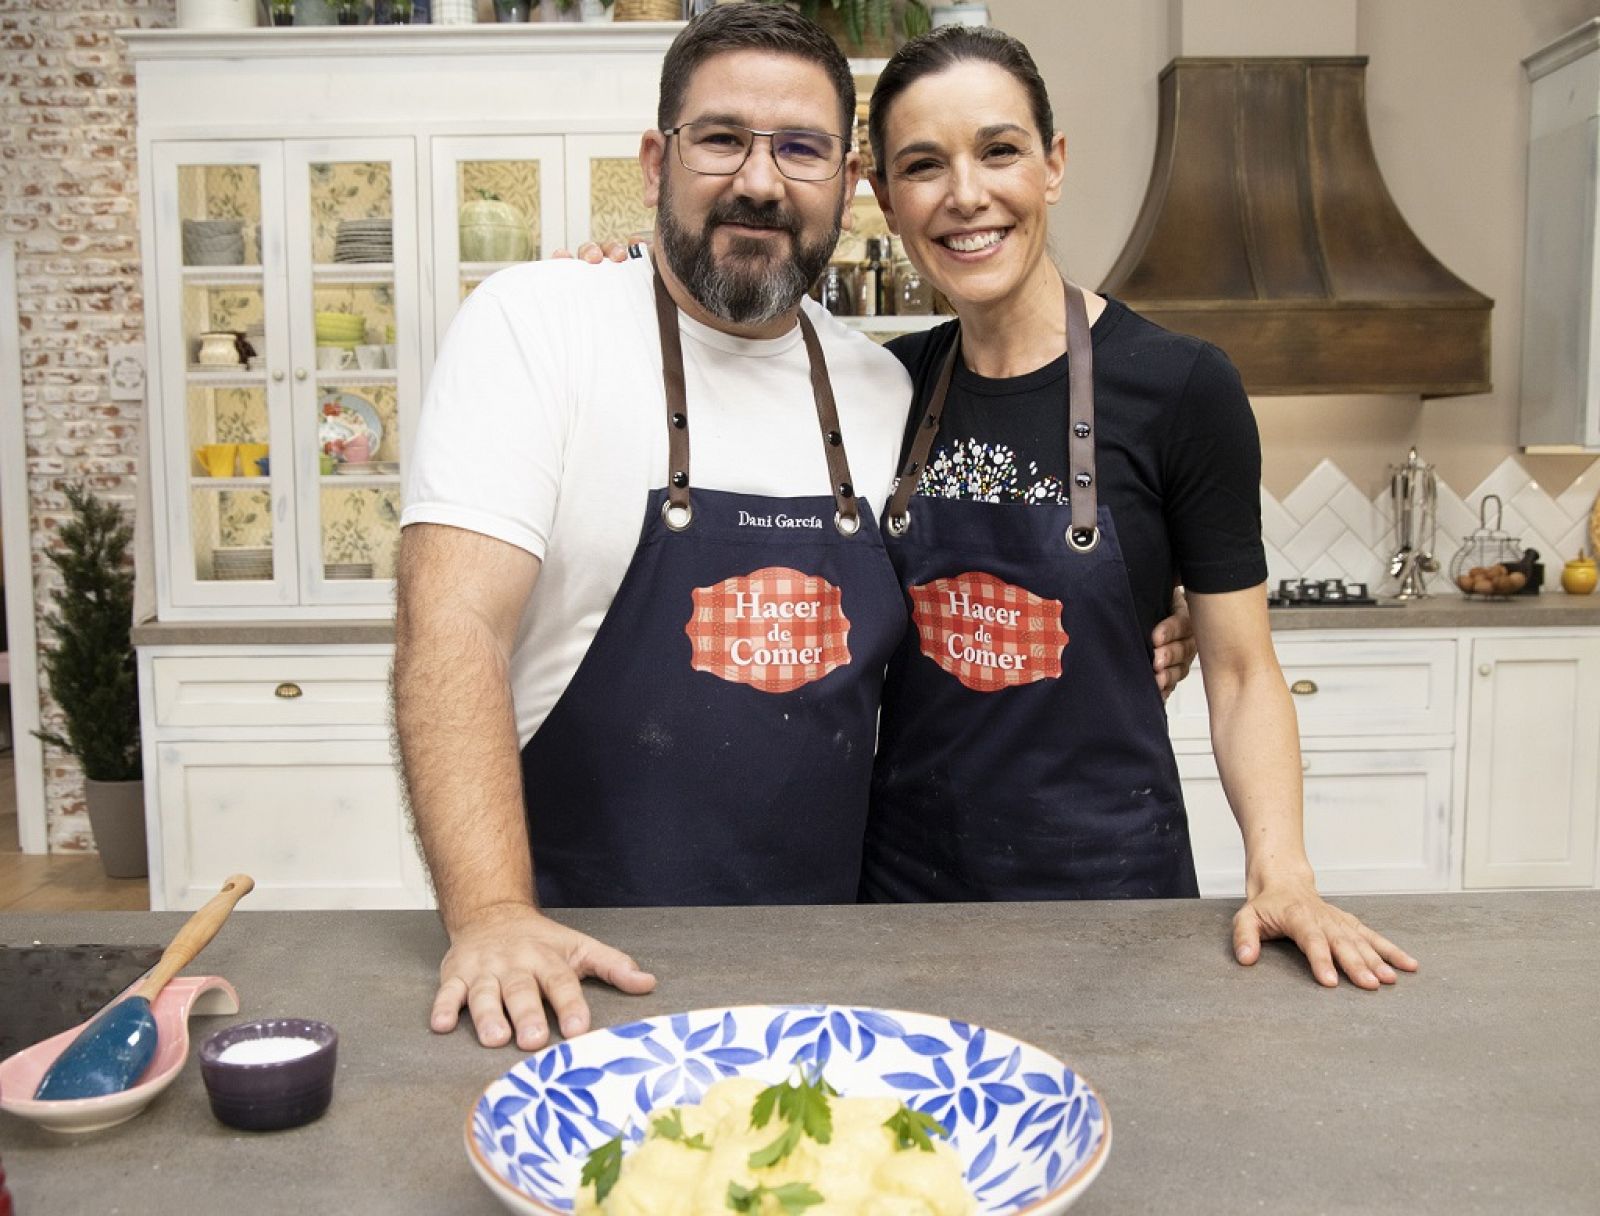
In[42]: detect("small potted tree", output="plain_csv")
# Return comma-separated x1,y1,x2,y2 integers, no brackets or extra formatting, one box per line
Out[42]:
34,485,146,879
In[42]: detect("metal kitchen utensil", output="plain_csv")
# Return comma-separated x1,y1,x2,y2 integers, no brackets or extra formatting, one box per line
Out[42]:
32,874,253,1100
1449,494,1524,598
1386,447,1438,599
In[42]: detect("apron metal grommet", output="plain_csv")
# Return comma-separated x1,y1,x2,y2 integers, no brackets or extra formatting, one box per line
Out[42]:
887,512,911,537
1067,525,1099,552
834,510,860,536
660,499,693,531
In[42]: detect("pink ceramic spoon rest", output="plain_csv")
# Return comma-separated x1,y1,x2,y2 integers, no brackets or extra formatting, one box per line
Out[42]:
0,976,239,1134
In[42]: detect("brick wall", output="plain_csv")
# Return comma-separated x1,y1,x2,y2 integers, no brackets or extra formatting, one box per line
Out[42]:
1,0,174,850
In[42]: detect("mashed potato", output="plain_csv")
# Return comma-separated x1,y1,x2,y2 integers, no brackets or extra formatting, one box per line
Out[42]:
575,1076,974,1216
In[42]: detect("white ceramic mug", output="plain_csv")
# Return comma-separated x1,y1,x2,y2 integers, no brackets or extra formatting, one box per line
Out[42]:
354,344,385,370
316,345,355,371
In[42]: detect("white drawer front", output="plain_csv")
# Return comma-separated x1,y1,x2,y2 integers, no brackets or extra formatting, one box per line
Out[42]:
1179,748,1452,896
1167,638,1455,740
152,654,392,728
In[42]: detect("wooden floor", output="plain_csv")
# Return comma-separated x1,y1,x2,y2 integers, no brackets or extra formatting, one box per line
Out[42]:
0,752,151,911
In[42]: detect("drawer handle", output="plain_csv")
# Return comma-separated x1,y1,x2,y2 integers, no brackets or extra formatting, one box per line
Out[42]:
274,682,303,700
1289,679,1318,696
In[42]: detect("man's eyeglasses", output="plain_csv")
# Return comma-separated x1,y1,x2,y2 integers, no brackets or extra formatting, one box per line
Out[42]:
663,122,847,182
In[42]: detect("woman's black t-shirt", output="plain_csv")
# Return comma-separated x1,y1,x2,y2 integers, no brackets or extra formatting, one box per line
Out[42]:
885,298,1267,643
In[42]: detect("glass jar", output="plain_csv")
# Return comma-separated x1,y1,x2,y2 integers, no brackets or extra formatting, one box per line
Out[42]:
896,263,933,315
819,265,854,316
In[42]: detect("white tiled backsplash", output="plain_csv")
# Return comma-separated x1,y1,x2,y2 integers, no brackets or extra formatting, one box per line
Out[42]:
1262,458,1599,595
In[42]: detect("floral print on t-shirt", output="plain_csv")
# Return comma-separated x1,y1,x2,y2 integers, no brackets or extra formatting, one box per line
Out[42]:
919,437,1069,505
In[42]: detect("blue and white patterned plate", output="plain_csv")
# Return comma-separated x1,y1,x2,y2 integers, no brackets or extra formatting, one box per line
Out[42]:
465,1004,1110,1215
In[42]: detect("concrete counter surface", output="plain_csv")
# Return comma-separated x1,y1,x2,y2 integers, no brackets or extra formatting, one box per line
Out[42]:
130,591,1600,647
3,894,1597,1214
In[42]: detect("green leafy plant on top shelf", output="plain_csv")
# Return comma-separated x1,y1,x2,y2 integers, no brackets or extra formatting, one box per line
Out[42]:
34,484,141,782
754,0,932,50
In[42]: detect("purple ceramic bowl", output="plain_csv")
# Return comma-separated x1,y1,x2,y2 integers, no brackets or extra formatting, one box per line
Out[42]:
199,1018,338,1132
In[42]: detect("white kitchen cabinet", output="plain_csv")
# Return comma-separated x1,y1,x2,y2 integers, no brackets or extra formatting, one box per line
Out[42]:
1172,635,1456,897
1520,18,1600,452
1463,636,1600,888
129,26,678,622
1180,749,1453,896
138,643,427,911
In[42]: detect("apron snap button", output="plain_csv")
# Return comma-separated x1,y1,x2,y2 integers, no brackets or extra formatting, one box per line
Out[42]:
1074,422,1091,438
670,411,686,429
672,471,689,488
826,430,841,446
1074,472,1092,488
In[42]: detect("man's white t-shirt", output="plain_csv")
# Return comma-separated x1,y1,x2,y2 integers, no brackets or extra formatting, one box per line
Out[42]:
401,256,914,746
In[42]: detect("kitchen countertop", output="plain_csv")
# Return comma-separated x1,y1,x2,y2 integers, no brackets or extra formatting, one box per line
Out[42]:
131,592,1600,647
3,895,1596,1214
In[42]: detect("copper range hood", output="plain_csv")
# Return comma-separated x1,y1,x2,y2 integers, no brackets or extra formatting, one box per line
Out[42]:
1099,57,1491,397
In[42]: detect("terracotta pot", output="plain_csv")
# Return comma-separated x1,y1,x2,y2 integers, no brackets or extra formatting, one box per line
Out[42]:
84,778,149,880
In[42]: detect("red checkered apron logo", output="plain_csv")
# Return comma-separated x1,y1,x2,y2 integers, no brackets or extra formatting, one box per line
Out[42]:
909,571,1068,692
685,566,852,694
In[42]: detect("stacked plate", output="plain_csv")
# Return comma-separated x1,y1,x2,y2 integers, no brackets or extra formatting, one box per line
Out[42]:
183,219,244,266
333,218,393,264
314,311,367,348
334,460,399,476
324,561,374,580
212,546,272,580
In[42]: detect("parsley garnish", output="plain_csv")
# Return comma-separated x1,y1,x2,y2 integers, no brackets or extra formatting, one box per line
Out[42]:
748,1071,837,1169
653,1109,711,1150
579,1135,623,1202
726,1181,825,1214
884,1104,950,1152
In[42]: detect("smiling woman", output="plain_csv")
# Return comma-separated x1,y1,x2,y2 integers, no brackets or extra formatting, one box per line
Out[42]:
856,25,1419,993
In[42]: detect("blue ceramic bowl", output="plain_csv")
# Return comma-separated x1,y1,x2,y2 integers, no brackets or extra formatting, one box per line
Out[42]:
466,1004,1110,1215
199,1017,337,1132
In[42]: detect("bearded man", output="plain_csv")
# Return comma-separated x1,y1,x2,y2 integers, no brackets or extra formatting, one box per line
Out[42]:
394,5,912,1052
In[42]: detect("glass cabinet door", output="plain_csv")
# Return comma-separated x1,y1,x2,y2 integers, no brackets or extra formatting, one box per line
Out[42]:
430,135,565,348
151,142,297,609
283,139,421,607
565,133,656,252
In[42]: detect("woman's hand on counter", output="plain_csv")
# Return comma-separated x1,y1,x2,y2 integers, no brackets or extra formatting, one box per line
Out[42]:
430,902,657,1049
1232,876,1420,989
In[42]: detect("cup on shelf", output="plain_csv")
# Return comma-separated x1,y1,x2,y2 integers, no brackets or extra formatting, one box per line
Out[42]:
342,434,372,465
382,343,396,369
354,344,386,370
237,443,269,477
316,345,356,371
194,444,239,478
320,452,336,476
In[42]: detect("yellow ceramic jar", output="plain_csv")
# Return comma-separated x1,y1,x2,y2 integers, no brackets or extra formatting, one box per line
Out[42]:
1560,554,1598,595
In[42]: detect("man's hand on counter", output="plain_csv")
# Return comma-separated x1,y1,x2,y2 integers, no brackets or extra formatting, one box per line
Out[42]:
430,902,658,1049
1232,875,1420,990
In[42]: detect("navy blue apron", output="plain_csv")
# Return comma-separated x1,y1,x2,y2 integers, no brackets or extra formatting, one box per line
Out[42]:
519,270,905,908
862,282,1198,902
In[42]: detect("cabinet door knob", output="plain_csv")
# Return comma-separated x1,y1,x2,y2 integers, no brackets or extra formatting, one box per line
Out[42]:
1289,679,1318,696
1477,663,1492,677
274,682,303,699
294,368,308,381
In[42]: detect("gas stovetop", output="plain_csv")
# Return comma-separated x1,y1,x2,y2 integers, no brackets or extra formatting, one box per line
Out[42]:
1268,578,1377,606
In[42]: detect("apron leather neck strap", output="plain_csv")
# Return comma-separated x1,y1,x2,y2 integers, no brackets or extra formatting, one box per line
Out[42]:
885,279,1098,550
652,264,861,534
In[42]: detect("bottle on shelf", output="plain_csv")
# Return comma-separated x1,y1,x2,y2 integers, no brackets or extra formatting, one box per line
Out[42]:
856,237,882,318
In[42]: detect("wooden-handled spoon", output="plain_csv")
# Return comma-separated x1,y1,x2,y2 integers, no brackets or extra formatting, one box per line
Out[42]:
33,873,255,1100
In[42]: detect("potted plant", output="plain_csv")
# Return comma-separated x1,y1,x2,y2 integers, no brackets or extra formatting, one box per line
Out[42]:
753,0,932,52
34,485,146,879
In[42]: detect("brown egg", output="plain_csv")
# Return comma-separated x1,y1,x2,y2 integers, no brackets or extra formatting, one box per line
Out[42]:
1488,564,1507,578
1472,578,1495,595
1456,574,1474,591
1505,571,1527,592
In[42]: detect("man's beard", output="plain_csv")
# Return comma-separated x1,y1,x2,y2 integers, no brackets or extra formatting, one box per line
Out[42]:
656,174,841,327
